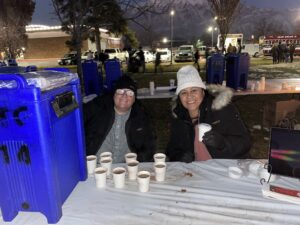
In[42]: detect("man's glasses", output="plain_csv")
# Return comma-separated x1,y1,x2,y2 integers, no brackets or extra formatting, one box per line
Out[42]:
115,89,135,97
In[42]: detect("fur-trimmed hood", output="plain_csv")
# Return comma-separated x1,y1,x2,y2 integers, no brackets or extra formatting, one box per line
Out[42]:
171,84,233,118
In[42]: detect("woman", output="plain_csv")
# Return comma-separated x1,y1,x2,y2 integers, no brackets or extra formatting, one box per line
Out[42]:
166,65,251,163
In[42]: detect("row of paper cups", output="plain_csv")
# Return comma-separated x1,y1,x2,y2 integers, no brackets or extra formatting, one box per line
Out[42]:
86,152,167,192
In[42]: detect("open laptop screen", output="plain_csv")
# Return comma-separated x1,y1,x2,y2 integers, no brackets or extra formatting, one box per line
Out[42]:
269,127,300,179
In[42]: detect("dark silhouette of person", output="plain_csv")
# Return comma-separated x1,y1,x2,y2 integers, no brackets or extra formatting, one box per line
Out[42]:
277,42,283,63
136,46,145,73
289,43,295,63
271,44,279,64
194,50,200,72
237,40,242,54
154,51,161,74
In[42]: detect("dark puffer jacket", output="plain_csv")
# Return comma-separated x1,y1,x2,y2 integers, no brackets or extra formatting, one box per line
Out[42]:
166,85,251,162
83,94,156,162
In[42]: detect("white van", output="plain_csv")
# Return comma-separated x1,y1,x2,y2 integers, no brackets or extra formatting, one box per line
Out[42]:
156,48,171,62
242,44,261,57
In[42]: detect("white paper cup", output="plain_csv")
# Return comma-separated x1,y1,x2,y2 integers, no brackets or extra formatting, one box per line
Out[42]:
112,167,126,189
154,153,166,163
149,81,155,95
154,162,166,182
127,160,139,180
99,152,112,162
248,161,264,176
125,152,137,164
100,158,112,176
137,171,150,192
198,123,212,142
228,166,244,179
94,167,107,188
86,155,97,175
169,79,175,87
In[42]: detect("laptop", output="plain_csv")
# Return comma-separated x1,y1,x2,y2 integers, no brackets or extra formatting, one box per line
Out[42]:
268,127,300,179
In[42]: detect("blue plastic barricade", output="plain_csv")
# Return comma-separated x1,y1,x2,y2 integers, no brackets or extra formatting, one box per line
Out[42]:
206,53,225,84
7,59,18,66
226,53,249,90
82,60,103,96
104,59,122,91
0,66,26,73
0,72,87,223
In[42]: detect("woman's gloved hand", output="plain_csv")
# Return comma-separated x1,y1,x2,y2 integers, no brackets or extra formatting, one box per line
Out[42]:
202,130,225,151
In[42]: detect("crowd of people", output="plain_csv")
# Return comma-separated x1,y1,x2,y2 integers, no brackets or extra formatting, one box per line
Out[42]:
83,65,251,163
271,42,295,64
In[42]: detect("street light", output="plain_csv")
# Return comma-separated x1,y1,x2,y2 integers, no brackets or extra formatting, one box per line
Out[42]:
170,10,175,65
208,26,217,48
162,37,168,43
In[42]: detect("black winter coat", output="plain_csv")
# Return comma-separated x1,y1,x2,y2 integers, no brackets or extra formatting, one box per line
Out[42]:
166,86,251,163
83,94,156,162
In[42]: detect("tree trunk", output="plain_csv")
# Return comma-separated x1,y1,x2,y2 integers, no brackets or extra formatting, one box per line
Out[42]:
94,26,102,59
74,26,84,95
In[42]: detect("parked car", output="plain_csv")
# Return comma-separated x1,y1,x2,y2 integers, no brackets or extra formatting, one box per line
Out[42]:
174,45,194,62
104,48,127,61
144,50,155,63
58,52,77,65
81,51,94,60
132,50,155,63
156,48,171,62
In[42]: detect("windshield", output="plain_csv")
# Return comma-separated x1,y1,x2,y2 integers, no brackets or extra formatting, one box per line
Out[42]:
179,47,192,51
104,49,115,53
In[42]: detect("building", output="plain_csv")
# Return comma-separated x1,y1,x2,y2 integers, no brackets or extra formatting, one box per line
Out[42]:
24,25,123,59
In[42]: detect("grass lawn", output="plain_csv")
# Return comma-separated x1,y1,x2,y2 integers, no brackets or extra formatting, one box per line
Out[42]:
128,57,300,158
63,57,300,158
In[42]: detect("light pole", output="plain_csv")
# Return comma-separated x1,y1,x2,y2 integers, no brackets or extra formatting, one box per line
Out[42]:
170,10,175,65
208,26,217,48
208,26,213,48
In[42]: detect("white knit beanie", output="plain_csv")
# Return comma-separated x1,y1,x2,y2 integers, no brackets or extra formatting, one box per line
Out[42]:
176,65,206,95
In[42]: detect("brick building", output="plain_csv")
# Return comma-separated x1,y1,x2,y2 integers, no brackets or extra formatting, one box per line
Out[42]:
24,25,122,59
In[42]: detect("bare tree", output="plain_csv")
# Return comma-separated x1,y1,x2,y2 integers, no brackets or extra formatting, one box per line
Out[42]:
207,0,240,52
51,0,92,89
0,0,35,59
253,17,286,40
85,0,127,59
118,0,171,29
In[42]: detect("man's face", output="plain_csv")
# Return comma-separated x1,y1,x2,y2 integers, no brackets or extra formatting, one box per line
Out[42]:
113,89,135,114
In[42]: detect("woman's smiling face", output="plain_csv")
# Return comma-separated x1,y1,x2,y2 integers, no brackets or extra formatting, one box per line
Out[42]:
179,87,204,117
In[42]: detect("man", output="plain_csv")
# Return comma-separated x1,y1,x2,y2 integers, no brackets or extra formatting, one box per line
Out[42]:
83,75,156,163
194,50,200,72
154,51,161,73
136,46,145,73
289,43,295,63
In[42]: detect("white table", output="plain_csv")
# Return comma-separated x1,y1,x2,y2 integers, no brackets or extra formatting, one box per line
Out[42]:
137,79,300,99
1,159,300,225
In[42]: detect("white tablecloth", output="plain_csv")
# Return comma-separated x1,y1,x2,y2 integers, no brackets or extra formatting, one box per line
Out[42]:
137,79,300,99
1,159,300,225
